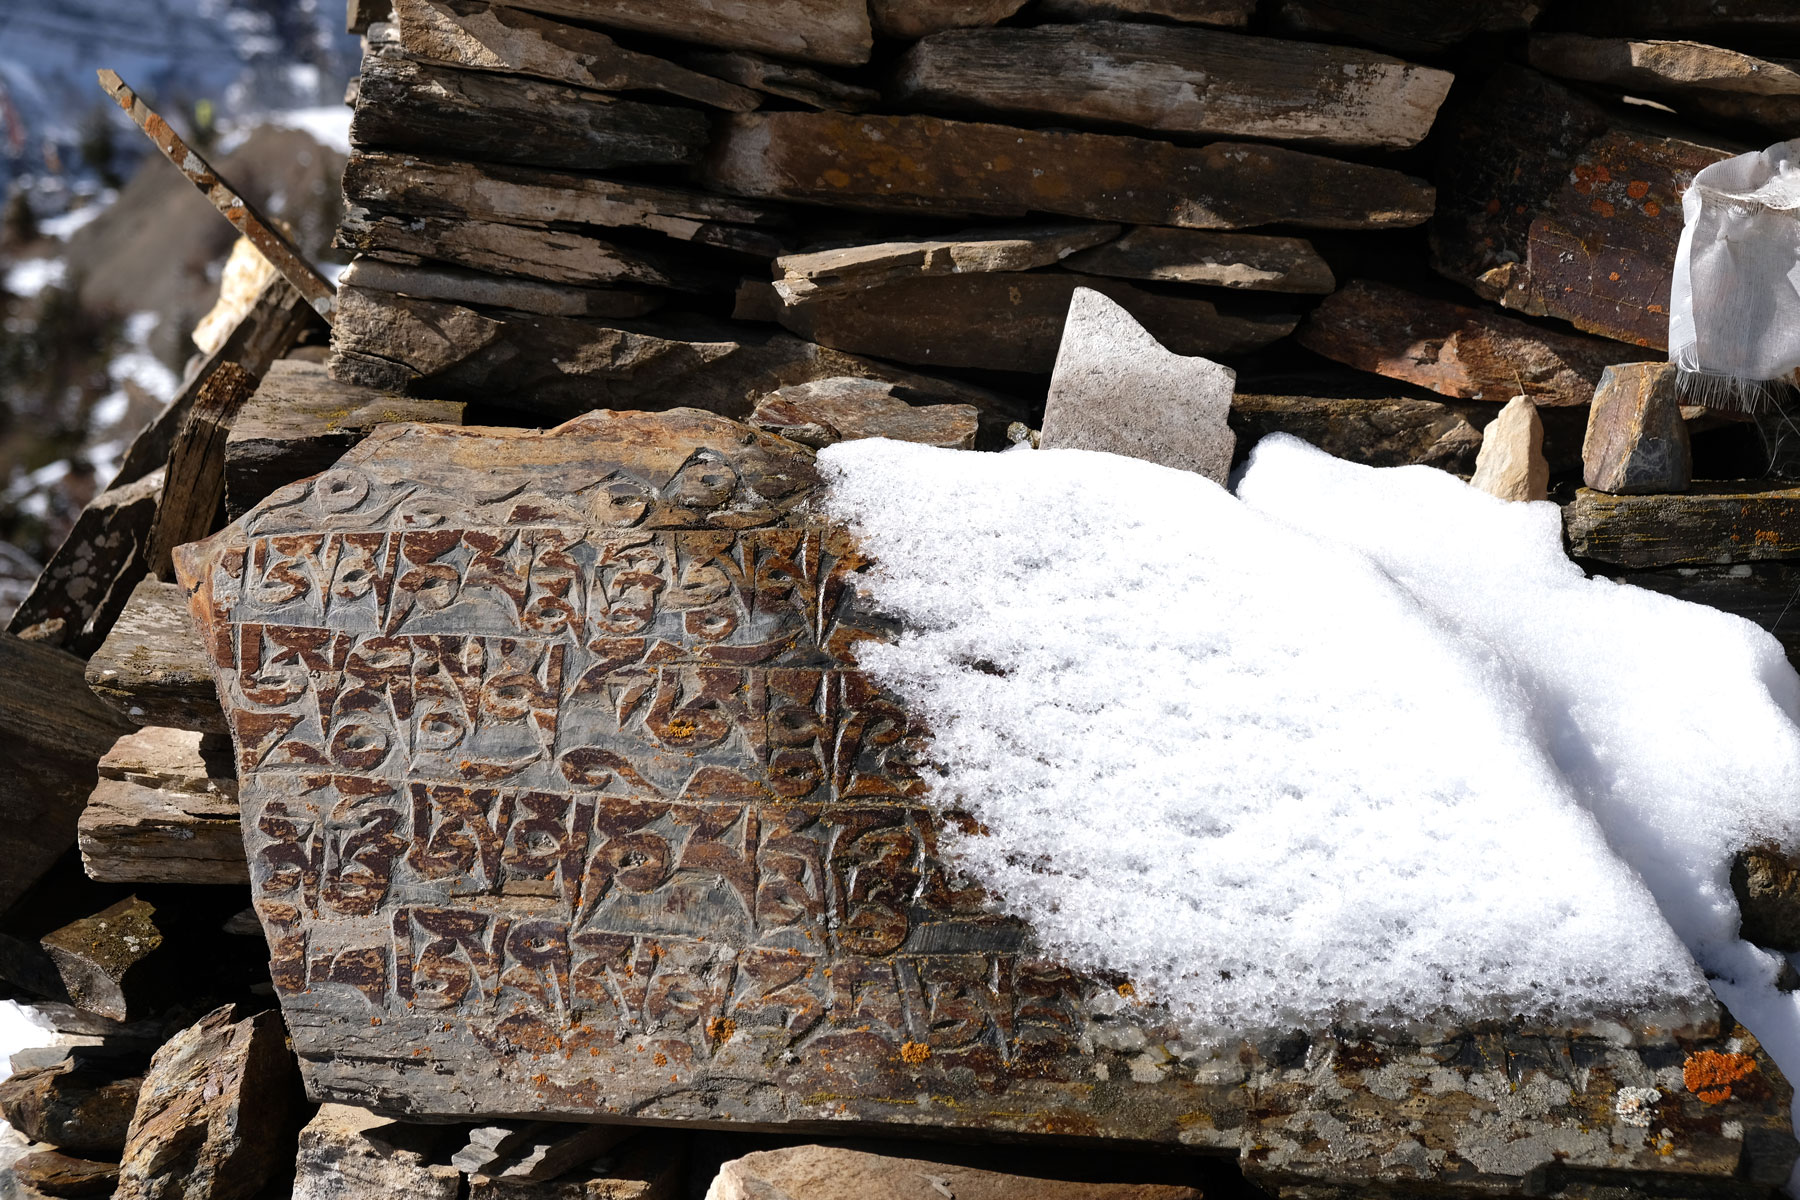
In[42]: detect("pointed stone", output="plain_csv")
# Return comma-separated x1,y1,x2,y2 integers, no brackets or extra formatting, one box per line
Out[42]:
1583,362,1693,494
1470,396,1550,501
40,898,168,1023
1040,288,1236,482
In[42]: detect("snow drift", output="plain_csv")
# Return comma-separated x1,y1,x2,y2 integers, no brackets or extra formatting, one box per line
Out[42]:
817,434,1800,1036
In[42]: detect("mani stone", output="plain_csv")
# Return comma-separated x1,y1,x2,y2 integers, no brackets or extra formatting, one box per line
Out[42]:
771,225,1119,305
1040,288,1235,483
115,1005,299,1200
168,409,1799,1194
292,1105,461,1200
750,378,979,449
894,23,1453,150
704,1145,1203,1200
1732,845,1800,953
81,727,245,887
1469,395,1549,502
1583,362,1693,494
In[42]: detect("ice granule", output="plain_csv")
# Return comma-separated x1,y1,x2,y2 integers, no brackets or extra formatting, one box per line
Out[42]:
818,437,1730,1035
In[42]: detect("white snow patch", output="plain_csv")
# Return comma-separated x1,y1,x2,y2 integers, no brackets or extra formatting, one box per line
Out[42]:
216,105,351,155
818,438,1722,1035
2,257,65,297
38,193,115,241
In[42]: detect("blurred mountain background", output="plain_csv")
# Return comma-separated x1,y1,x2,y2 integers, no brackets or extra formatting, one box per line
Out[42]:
0,0,359,613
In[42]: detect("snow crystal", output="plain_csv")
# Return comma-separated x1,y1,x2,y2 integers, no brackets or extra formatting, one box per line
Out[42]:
818,438,1716,1035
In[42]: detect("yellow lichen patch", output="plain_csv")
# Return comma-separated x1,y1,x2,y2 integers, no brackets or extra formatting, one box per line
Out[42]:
706,1016,736,1043
900,1041,932,1064
1684,1050,1757,1103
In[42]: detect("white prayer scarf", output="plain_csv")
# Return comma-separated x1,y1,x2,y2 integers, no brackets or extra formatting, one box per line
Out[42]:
1670,138,1800,409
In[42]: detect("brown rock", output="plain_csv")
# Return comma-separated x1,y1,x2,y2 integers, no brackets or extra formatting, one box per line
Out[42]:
146,362,259,581
293,1105,461,1200
1583,362,1693,494
869,0,1029,39
486,0,873,66
0,1058,141,1156
393,0,760,111
1298,280,1642,406
1531,34,1800,97
750,378,979,449
1040,288,1236,482
11,1151,120,1198
115,1005,299,1200
85,578,224,735
326,287,1025,424
1061,227,1334,293
705,1145,1202,1200
6,471,164,657
0,634,137,915
80,727,245,887
1469,395,1550,501
40,898,168,1023
680,50,878,111
350,52,710,172
341,152,792,258
771,272,1296,372
894,23,1453,150
225,360,466,521
1430,67,1732,351
1036,0,1252,25
772,225,1119,305
1564,484,1800,567
1227,394,1486,472
1271,0,1540,56
337,258,665,321
702,111,1437,230
1732,845,1800,952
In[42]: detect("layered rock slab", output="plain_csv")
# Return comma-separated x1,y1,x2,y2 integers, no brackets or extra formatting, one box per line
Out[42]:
172,409,1797,1195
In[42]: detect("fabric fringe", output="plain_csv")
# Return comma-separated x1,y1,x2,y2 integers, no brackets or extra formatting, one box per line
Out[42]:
1672,364,1795,414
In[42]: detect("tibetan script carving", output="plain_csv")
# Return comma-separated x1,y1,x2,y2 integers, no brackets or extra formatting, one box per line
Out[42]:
176,410,1796,1196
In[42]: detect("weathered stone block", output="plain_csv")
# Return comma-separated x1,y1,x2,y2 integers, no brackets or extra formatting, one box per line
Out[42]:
81,727,245,886
0,1056,141,1156
749,379,979,450
1732,845,1800,952
1565,485,1800,567
169,408,1798,1197
293,1104,461,1200
1583,361,1693,494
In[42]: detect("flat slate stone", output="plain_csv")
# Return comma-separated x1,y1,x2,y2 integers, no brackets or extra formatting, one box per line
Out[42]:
86,578,225,734
487,0,874,67
894,23,1453,150
393,0,761,111
81,727,246,886
680,49,878,111
1227,394,1485,473
1040,288,1236,481
770,272,1296,372
1298,280,1642,406
338,258,666,321
869,0,1029,38
1061,227,1334,293
702,111,1437,231
169,409,1797,1196
772,225,1120,305
1036,0,1253,24
749,378,979,449
1566,484,1800,567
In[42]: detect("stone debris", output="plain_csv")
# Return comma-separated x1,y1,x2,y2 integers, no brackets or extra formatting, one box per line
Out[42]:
1583,361,1694,494
292,1105,461,1200
1469,395,1550,501
1040,288,1237,482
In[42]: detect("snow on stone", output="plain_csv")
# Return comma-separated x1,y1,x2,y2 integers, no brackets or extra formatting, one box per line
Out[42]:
0,1001,60,1172
818,438,1715,1035
1,257,66,298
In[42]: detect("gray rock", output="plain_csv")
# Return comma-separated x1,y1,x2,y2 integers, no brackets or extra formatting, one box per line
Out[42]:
749,378,978,449
1040,288,1235,483
1583,362,1693,494
1470,395,1550,501
1733,845,1800,952
293,1105,461,1200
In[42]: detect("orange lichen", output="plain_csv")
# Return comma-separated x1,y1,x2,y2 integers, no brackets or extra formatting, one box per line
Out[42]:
1684,1050,1757,1103
1644,201,1662,217
1590,198,1616,218
1626,180,1649,199
707,1017,736,1043
653,1052,669,1067
900,1041,932,1064
1116,982,1136,998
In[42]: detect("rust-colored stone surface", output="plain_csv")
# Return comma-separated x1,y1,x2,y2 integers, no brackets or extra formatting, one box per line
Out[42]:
174,410,1797,1196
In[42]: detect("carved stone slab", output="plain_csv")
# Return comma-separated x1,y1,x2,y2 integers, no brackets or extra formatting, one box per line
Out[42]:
174,411,1797,1197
